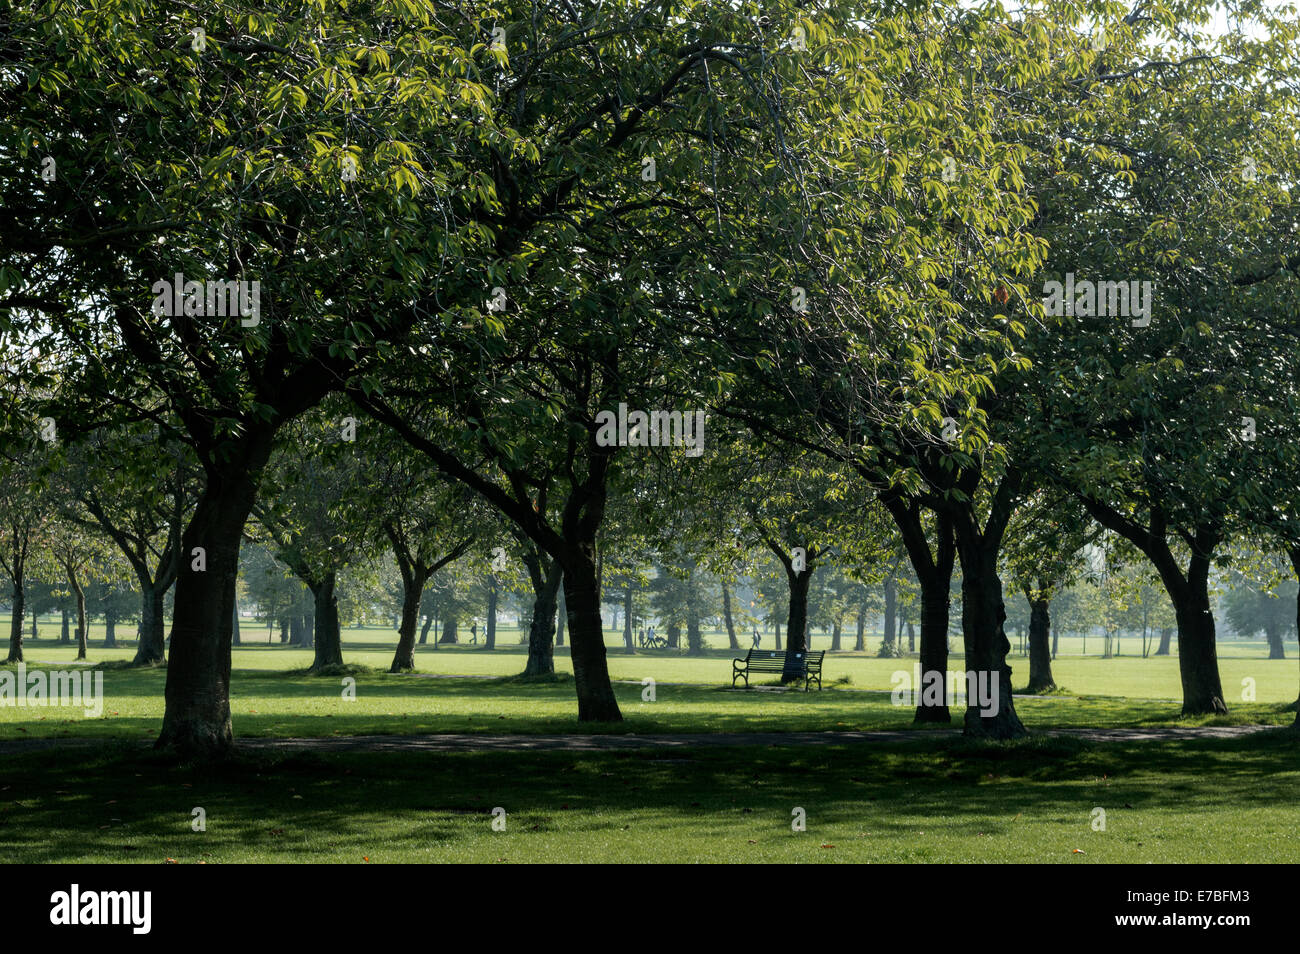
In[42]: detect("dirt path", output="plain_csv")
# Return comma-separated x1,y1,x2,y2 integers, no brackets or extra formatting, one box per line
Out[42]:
0,724,1283,756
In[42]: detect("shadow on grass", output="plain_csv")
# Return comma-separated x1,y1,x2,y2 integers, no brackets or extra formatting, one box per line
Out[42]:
0,730,1296,862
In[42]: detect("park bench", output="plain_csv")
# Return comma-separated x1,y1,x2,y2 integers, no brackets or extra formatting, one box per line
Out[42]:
731,649,825,691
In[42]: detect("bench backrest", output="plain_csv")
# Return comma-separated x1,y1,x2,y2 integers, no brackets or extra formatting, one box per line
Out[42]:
742,650,824,670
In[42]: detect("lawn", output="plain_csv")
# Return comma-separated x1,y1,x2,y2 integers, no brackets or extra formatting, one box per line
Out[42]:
1,733,1297,863
5,621,1298,864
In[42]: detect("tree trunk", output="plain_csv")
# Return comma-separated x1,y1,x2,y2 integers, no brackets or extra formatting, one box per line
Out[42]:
782,565,812,682
686,587,703,655
830,615,842,651
914,565,952,723
882,575,897,651
310,571,344,670
289,614,305,647
105,609,117,648
559,545,622,721
1026,595,1056,691
390,566,430,672
29,606,37,641
60,608,70,644
278,616,289,643
134,585,167,665
666,621,680,649
1290,547,1300,727
438,612,458,644
156,446,267,759
622,581,636,654
1155,627,1172,655
555,587,566,647
955,535,1025,738
6,581,24,663
232,601,240,646
522,562,562,677
854,598,866,651
1265,624,1285,660
721,582,739,651
907,620,916,652
67,563,88,660
1139,545,1228,715
302,613,314,648
485,579,498,651
1168,580,1227,714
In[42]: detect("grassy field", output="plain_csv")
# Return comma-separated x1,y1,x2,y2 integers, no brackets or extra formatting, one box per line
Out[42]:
5,620,1298,864
1,644,1296,741
1,732,1297,862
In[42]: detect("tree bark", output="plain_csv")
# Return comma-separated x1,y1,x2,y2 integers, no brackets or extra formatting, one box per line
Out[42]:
782,564,812,683
60,608,70,644
559,545,622,721
884,497,956,724
6,581,24,663
156,442,267,759
953,530,1026,738
29,606,37,641
854,598,866,651
555,587,566,647
522,561,562,677
105,608,117,648
1155,627,1172,655
1026,593,1056,691
310,571,344,670
390,565,430,672
134,585,166,664
1168,577,1227,714
66,562,88,661
830,614,842,651
232,601,240,646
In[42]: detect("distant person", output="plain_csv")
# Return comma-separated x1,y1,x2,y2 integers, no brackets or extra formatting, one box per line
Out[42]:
470,623,478,644
752,628,761,649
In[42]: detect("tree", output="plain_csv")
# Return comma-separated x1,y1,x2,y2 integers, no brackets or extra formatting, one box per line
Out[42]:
254,415,382,671
1223,555,1297,660
0,446,50,662
5,0,509,756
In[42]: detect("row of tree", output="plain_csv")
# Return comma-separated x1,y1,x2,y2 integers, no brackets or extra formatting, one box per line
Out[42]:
3,0,1299,758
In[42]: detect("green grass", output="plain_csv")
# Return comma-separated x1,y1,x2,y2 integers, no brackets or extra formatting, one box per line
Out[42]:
1,653,1295,742
2,732,1297,862
17,620,1299,703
